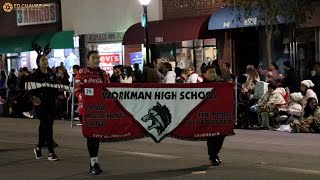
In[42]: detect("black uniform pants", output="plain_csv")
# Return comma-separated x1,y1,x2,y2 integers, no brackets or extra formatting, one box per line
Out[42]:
79,116,100,158
37,113,54,153
207,135,225,160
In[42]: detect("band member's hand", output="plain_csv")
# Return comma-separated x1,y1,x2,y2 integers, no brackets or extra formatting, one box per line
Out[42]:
32,96,41,106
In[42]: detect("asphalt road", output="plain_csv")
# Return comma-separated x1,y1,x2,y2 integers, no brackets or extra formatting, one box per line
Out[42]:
1,118,320,180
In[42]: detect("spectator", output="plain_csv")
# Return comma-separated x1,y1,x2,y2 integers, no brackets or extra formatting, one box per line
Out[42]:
133,63,143,83
162,63,176,84
300,80,318,107
282,61,300,93
311,62,320,99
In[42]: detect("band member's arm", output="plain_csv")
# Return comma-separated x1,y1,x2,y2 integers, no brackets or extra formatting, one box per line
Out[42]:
75,69,84,99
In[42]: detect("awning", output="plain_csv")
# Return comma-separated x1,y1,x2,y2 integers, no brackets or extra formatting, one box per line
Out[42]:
208,7,289,30
0,35,36,53
122,16,211,45
34,31,75,49
0,31,74,54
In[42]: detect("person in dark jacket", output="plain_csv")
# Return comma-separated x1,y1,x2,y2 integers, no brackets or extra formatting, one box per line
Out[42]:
201,65,226,166
311,62,320,99
282,61,300,93
110,65,122,83
30,43,60,161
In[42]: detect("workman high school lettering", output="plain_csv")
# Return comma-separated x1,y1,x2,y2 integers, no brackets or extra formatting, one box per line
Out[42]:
103,91,216,100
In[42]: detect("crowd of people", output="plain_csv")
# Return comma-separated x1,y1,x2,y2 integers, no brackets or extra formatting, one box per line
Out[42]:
1,63,80,120
236,61,320,134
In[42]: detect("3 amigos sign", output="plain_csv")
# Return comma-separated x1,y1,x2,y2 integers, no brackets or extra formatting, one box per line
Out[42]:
16,3,57,26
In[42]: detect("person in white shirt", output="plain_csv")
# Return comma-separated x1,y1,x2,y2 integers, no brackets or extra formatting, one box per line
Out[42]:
186,66,202,83
120,66,133,84
162,63,176,84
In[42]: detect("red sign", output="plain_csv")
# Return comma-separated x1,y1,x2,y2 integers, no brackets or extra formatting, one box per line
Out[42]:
100,54,120,64
81,83,235,143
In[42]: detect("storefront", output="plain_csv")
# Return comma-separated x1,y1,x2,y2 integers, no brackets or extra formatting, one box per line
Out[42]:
83,32,125,75
284,4,320,79
0,31,79,78
123,16,218,73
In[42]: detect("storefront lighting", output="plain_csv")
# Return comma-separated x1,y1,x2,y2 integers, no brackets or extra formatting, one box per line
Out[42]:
139,0,151,6
73,36,79,48
284,45,289,54
139,0,151,64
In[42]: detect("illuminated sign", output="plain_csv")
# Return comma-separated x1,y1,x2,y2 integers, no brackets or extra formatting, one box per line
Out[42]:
16,3,57,26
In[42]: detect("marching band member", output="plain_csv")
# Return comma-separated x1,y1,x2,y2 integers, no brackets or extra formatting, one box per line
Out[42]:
30,43,60,161
201,65,225,166
75,51,109,175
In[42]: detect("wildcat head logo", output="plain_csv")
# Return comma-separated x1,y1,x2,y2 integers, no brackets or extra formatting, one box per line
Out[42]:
141,102,172,135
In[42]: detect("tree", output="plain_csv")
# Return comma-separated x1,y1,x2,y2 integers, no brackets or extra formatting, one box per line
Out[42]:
223,0,314,65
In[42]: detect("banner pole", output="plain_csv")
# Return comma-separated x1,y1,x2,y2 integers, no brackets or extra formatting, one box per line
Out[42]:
234,76,238,126
70,74,76,128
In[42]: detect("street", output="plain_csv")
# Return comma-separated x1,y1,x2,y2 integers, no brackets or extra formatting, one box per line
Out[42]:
1,118,320,180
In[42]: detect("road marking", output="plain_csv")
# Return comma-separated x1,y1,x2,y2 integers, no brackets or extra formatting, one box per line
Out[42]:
260,165,320,176
0,140,181,160
192,171,206,174
228,139,320,148
107,150,182,159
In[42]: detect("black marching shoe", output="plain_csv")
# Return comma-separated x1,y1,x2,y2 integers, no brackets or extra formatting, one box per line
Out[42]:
34,147,43,159
210,156,222,166
48,153,60,161
89,163,103,175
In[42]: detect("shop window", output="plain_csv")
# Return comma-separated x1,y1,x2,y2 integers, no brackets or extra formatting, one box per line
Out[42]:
98,43,123,75
152,39,217,74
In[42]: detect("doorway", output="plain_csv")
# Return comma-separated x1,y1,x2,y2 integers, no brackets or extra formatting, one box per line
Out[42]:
233,28,260,75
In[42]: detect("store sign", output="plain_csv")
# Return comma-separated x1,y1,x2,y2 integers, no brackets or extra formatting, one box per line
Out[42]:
244,17,258,26
223,22,231,28
98,43,122,53
155,37,163,43
16,3,57,26
100,65,114,72
86,32,125,43
174,0,215,8
130,52,143,65
100,54,121,64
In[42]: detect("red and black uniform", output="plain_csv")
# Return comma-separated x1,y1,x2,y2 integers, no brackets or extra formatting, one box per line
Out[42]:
75,67,109,158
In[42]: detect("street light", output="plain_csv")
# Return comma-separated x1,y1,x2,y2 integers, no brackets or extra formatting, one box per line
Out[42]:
139,0,151,64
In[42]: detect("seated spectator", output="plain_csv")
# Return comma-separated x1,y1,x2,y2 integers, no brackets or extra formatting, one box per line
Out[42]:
277,92,304,124
292,97,320,133
243,65,260,93
257,83,287,111
300,80,318,107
